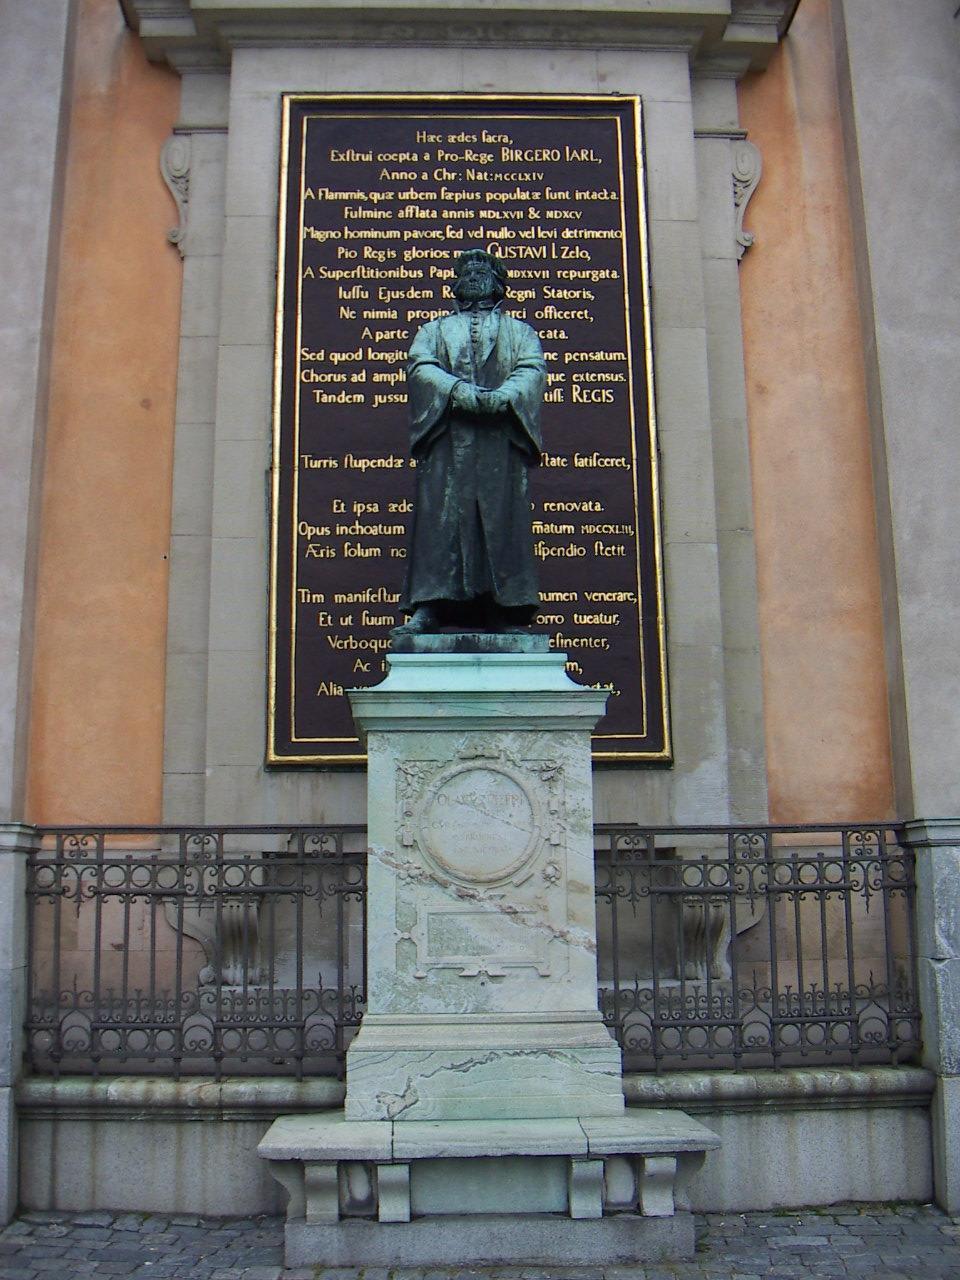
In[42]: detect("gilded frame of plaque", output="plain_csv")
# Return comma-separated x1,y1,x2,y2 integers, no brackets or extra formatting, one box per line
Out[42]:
268,93,671,766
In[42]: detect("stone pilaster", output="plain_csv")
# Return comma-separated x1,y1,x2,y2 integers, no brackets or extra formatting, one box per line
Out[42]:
832,0,960,1211
0,824,39,1224
903,820,960,1212
831,0,960,822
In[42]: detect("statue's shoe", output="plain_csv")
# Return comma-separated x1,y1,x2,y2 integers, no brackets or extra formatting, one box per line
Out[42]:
389,607,438,638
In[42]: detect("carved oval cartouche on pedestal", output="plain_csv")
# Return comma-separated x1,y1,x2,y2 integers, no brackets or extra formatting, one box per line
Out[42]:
418,762,540,885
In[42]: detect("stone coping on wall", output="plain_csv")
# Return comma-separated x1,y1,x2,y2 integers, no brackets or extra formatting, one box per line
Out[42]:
623,1066,935,1113
17,1065,933,1121
17,1076,346,1121
118,0,799,76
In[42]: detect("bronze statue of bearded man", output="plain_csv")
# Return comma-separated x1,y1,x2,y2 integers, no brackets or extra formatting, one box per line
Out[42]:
393,249,547,636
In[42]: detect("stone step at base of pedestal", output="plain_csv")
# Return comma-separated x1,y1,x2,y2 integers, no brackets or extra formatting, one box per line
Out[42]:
284,1211,694,1268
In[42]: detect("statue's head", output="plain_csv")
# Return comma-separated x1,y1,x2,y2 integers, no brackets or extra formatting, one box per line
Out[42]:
452,249,507,306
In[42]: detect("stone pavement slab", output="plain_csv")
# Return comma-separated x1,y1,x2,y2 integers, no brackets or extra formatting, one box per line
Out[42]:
0,1205,959,1278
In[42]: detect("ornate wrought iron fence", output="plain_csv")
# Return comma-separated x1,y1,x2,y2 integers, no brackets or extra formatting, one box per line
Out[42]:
595,824,920,1071
25,823,920,1078
26,827,367,1079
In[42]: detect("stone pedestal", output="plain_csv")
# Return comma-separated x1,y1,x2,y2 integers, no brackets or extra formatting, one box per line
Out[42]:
259,644,720,1264
345,646,622,1122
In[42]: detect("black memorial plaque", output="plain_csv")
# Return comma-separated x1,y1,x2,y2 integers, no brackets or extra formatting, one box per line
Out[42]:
269,95,670,765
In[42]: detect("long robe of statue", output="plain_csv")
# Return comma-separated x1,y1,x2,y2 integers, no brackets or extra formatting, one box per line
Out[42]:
401,302,547,621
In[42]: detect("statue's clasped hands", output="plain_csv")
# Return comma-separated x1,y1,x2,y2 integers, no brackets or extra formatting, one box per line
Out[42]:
452,382,510,418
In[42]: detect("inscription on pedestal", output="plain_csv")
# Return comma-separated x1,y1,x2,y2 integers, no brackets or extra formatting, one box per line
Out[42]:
419,905,545,979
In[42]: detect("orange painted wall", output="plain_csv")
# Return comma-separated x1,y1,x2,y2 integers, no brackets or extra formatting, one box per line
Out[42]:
26,0,181,823
737,0,894,822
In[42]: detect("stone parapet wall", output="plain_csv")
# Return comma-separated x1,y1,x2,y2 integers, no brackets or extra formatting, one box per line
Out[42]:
17,1066,933,1215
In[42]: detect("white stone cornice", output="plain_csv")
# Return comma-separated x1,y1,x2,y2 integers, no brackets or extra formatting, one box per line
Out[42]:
120,0,798,74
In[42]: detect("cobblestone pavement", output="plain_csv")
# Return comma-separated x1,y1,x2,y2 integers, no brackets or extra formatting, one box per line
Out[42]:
1,1204,959,1279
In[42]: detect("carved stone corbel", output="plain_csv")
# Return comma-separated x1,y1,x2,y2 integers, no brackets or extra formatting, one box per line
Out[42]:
160,133,191,257
677,843,768,980
680,898,731,981
639,1155,678,1217
732,139,762,260
162,893,264,986
161,853,264,987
